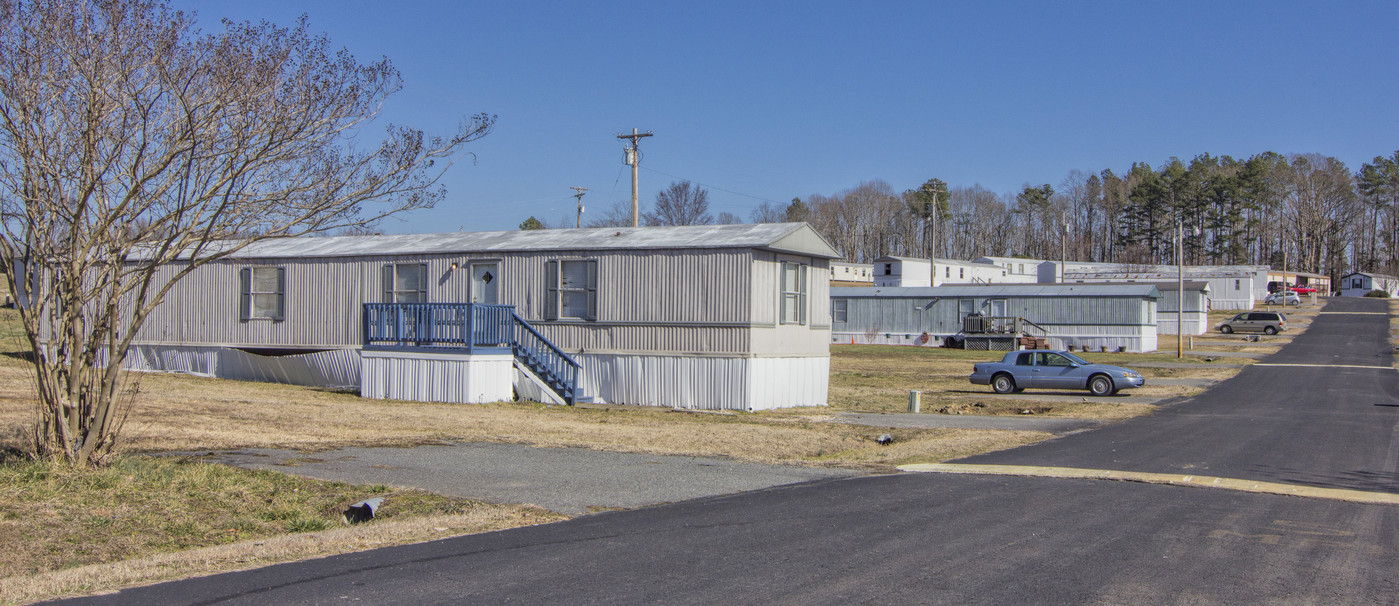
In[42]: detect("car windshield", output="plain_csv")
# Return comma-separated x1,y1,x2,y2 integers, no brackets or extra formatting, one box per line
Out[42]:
1060,351,1090,365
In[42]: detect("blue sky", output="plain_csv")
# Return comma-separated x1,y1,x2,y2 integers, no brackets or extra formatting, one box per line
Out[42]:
178,1,1399,233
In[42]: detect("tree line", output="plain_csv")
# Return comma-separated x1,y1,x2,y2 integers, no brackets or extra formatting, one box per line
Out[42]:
771,151,1399,278
525,151,1399,279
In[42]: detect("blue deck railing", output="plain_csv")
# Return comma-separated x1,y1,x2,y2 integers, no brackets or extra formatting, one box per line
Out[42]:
362,303,580,405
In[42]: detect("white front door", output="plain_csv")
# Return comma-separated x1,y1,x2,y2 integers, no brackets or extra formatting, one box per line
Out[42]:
471,263,499,305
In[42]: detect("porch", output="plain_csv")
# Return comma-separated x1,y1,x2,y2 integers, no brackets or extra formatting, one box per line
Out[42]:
361,303,580,405
961,315,1050,351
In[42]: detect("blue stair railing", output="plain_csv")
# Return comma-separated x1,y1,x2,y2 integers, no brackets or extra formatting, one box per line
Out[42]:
363,303,580,405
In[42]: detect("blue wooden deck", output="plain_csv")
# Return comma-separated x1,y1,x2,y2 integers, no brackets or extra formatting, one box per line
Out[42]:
363,303,580,404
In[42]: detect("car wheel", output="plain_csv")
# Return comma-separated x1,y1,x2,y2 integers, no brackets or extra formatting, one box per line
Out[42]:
1089,375,1114,397
1264,326,1277,335
992,374,1016,394
1219,325,1233,334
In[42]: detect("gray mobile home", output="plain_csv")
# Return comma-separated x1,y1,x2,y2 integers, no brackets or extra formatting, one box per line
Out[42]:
831,284,1161,352
1060,262,1267,310
124,223,839,411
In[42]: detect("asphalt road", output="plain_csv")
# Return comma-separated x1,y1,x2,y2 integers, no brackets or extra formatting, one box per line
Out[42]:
58,297,1399,605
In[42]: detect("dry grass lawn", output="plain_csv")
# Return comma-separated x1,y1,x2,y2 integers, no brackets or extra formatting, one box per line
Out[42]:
827,345,1223,416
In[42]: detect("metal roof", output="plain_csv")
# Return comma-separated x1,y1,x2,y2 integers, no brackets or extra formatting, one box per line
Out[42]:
185,222,841,260
831,283,1162,298
1341,271,1399,281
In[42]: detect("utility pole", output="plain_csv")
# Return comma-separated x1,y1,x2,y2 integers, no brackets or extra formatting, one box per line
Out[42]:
617,128,653,227
571,186,588,228
925,191,938,286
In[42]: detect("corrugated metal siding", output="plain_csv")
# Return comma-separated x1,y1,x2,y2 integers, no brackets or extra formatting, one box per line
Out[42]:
833,294,1157,334
360,351,513,404
747,356,829,408
576,352,828,411
500,249,754,325
533,324,750,355
125,344,360,388
128,245,838,361
131,248,761,352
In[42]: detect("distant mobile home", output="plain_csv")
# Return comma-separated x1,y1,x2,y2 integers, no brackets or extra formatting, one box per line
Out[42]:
1339,272,1399,297
122,223,839,411
1060,262,1267,310
831,283,1162,353
873,256,1012,287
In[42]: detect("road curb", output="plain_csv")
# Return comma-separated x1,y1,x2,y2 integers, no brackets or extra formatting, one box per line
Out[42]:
897,463,1399,505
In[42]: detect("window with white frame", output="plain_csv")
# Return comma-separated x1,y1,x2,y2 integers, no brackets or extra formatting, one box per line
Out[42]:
240,266,285,321
546,259,597,320
780,262,808,325
832,298,847,323
382,263,428,303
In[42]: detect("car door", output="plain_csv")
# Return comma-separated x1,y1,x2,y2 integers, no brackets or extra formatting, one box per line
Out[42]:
1034,352,1081,389
1009,351,1038,387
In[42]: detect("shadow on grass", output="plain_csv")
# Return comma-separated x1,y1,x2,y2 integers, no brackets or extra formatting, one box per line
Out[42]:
0,348,34,363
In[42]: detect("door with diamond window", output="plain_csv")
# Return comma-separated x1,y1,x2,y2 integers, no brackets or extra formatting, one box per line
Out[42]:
471,263,499,305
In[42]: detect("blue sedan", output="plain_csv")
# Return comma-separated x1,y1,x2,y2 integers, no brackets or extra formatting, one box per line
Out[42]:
969,350,1145,396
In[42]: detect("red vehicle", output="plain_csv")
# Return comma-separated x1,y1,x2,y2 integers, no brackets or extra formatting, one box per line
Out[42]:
1268,280,1317,295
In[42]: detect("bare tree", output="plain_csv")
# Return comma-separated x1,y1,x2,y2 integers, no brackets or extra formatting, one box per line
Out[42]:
749,201,786,223
644,180,712,226
0,0,493,465
585,200,636,228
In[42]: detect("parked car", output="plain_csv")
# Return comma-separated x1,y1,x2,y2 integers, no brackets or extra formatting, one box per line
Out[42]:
1217,311,1286,334
1263,291,1301,306
969,350,1146,396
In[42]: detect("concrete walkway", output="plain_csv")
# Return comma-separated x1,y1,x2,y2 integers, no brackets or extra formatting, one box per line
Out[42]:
203,443,861,515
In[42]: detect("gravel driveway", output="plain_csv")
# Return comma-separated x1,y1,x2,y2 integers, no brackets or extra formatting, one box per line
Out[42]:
203,443,862,515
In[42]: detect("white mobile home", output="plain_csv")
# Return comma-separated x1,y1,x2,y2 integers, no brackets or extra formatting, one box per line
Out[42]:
1339,272,1399,297
830,261,875,285
974,256,1044,283
874,256,1008,287
122,223,839,411
873,256,932,287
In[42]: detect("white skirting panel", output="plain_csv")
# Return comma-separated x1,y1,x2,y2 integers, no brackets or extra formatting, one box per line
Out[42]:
576,353,828,411
1157,315,1209,335
360,350,513,404
1209,297,1255,310
747,356,829,410
124,344,360,388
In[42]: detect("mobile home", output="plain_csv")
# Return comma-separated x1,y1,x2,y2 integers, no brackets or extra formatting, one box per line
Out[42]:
1339,272,1399,297
122,223,839,411
831,283,1162,353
